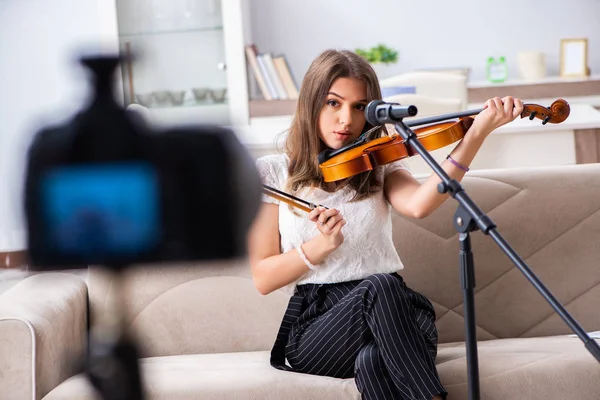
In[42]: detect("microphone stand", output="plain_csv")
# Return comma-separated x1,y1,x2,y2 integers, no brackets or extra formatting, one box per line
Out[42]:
391,115,600,400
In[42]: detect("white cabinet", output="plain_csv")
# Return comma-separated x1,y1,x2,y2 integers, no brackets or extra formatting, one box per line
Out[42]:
106,0,251,127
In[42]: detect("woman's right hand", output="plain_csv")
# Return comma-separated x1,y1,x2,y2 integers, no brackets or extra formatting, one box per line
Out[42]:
308,207,347,250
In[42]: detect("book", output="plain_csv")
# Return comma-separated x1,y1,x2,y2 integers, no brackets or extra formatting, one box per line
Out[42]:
263,53,288,100
245,45,273,100
273,55,299,100
245,45,300,101
256,53,279,100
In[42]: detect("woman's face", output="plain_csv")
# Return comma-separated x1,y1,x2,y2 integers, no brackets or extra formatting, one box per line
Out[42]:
318,77,368,149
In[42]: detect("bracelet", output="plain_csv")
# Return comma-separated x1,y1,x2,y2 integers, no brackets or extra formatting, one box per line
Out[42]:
446,155,470,172
295,244,317,270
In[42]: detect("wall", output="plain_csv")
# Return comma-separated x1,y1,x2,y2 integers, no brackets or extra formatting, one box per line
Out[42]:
0,0,118,251
248,0,600,85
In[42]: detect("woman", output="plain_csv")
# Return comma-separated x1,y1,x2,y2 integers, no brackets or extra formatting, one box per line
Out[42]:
248,49,523,400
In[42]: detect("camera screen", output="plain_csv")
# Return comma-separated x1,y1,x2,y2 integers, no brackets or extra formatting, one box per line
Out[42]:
40,162,160,262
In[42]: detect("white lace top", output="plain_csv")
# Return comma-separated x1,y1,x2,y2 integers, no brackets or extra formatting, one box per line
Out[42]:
256,153,412,293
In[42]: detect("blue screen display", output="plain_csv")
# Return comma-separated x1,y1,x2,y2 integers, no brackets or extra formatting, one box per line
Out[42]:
41,163,160,259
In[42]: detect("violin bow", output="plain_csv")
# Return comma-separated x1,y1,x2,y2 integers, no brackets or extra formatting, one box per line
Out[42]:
262,185,328,213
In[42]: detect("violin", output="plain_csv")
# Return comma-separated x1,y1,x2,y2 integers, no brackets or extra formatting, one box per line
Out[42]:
318,99,570,183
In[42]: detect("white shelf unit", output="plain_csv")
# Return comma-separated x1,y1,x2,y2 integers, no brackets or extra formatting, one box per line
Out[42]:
99,0,252,128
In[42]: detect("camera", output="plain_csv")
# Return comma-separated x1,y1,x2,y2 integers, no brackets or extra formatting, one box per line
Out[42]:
23,55,261,270
21,52,262,400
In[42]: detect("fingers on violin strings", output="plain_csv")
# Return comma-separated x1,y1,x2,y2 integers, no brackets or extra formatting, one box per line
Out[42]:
502,96,514,113
513,97,524,118
484,98,497,114
492,97,504,112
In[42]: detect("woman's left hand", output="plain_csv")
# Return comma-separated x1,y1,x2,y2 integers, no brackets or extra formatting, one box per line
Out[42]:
470,96,524,138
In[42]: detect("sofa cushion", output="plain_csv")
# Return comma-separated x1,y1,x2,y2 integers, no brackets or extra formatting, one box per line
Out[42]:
43,351,360,400
437,335,600,399
43,335,599,400
89,266,290,357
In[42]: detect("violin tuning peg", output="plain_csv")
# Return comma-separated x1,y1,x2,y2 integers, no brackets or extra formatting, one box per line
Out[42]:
542,116,550,125
529,111,537,120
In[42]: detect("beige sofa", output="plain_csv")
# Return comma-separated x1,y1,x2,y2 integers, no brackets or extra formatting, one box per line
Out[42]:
1,163,600,400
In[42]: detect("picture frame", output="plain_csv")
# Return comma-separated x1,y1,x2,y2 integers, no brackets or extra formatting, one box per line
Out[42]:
560,38,589,77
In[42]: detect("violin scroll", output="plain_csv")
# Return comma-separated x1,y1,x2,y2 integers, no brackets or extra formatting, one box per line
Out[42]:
521,99,570,125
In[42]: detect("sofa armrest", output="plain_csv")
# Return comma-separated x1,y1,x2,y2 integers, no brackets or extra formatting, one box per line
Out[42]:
0,272,88,400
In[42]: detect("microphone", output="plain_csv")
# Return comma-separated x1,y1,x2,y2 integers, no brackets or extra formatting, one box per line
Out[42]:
365,100,418,125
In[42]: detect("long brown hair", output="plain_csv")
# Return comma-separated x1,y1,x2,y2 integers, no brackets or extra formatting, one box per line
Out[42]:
284,49,387,202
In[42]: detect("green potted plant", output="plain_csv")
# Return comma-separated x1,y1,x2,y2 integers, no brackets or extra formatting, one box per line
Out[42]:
355,44,399,78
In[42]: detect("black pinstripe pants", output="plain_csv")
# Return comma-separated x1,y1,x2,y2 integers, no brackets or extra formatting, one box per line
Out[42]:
271,273,447,400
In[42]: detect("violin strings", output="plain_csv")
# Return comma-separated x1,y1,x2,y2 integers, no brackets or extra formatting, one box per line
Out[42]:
358,124,383,140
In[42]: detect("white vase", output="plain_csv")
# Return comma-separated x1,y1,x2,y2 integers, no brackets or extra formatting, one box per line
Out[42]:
370,63,393,79
517,51,546,81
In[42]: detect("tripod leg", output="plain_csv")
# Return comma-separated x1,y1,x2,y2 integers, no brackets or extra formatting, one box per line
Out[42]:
460,232,480,400
86,269,145,400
